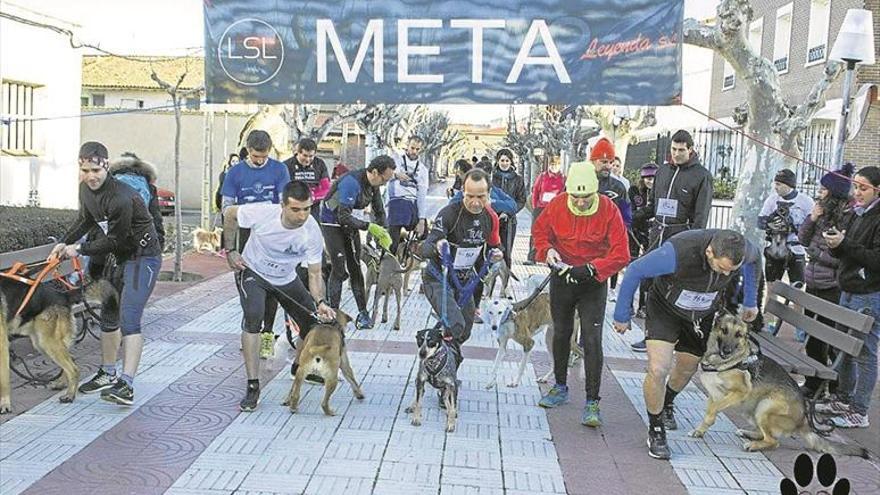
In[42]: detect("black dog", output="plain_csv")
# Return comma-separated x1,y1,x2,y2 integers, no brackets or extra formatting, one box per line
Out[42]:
405,328,460,432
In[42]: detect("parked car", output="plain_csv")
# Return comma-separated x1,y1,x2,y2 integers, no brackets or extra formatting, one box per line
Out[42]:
156,187,175,216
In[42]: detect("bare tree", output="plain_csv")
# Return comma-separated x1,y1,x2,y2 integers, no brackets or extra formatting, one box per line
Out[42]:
411,110,465,180
150,64,203,282
684,0,842,243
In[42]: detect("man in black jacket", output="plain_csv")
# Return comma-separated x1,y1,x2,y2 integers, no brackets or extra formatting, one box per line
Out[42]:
631,130,714,352
320,155,395,329
50,142,162,406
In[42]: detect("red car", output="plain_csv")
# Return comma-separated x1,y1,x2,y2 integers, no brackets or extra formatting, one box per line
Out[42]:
156,187,175,216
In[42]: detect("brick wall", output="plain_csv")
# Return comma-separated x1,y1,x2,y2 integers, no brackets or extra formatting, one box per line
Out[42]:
708,0,863,118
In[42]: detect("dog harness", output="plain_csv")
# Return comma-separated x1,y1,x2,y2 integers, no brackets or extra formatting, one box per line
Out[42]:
423,342,459,390
0,256,84,317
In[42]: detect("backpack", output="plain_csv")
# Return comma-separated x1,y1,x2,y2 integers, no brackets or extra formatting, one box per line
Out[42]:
115,173,152,207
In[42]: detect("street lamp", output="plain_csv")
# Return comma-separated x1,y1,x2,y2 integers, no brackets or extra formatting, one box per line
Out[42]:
829,9,876,167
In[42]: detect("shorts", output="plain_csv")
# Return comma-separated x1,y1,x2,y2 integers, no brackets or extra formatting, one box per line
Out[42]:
387,198,418,228
645,290,713,357
235,268,318,338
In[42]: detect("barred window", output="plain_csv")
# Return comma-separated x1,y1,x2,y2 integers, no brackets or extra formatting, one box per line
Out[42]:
1,80,38,153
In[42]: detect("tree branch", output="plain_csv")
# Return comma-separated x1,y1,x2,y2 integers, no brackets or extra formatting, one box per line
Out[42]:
682,17,719,51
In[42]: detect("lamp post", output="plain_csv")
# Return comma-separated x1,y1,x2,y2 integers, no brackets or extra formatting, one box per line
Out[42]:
829,9,876,168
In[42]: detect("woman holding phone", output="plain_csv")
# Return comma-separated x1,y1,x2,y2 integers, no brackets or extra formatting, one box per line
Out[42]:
821,165,880,428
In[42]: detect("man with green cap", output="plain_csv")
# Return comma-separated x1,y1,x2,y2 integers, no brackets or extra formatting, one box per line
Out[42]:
531,163,630,426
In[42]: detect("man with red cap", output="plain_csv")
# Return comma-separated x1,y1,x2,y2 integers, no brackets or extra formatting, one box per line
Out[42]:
590,138,631,301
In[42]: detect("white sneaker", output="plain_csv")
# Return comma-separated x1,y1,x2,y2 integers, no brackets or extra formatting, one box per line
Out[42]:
831,411,869,428
815,399,850,415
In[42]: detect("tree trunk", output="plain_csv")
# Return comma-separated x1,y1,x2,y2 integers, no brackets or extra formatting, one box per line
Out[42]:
173,95,183,282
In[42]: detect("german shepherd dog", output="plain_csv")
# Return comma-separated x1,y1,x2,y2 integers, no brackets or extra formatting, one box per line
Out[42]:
284,311,365,416
691,314,868,457
0,272,115,414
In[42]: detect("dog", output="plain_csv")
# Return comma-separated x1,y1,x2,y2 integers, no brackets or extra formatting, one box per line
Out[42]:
482,292,584,388
284,311,365,416
690,313,868,457
406,327,460,432
192,227,222,253
362,247,408,330
484,259,518,299
1,270,115,414
395,238,422,293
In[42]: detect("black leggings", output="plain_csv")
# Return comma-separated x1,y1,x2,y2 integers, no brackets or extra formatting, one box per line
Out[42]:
549,273,607,400
323,225,367,311
234,268,318,339
803,285,841,394
498,216,516,268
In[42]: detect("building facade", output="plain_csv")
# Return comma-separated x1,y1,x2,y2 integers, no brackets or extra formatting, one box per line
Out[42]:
708,0,879,170
0,2,82,209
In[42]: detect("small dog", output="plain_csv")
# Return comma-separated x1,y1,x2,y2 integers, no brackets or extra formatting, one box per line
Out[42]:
284,311,365,416
406,328,460,432
1,272,115,413
192,227,222,253
691,313,868,457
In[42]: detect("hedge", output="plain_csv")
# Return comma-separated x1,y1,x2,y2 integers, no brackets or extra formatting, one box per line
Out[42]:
0,206,79,253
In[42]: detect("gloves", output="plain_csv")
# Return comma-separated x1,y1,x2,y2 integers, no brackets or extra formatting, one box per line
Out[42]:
368,223,392,251
559,264,597,284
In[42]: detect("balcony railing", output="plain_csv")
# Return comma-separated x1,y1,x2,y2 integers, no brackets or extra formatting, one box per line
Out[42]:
774,56,789,72
807,44,826,63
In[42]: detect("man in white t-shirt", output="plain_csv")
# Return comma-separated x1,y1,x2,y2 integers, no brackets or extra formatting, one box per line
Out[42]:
223,181,335,412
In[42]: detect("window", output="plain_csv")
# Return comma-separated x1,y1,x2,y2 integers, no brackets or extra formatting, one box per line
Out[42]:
1,80,38,153
773,3,793,74
92,93,105,107
749,18,764,55
185,97,200,110
121,99,146,109
81,96,90,107
806,0,831,65
722,61,735,90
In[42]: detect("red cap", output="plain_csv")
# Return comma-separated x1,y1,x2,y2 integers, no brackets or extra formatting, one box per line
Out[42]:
589,138,615,161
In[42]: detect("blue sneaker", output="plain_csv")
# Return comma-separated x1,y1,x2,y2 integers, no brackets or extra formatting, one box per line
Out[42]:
538,384,569,408
581,400,602,427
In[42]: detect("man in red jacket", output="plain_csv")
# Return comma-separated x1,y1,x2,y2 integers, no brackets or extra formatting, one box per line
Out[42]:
526,158,566,265
532,162,630,427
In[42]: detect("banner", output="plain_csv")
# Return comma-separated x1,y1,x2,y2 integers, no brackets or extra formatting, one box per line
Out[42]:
204,0,683,105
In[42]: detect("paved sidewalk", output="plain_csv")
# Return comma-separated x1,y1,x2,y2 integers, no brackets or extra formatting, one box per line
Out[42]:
1,184,878,494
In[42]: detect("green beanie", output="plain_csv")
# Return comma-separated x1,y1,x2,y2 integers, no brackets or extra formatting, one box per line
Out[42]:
566,162,598,195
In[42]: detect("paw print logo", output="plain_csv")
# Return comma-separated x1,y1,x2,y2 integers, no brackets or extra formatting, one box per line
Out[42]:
780,453,850,495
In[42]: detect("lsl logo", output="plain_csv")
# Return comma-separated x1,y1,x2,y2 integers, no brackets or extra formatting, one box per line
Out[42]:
218,18,284,86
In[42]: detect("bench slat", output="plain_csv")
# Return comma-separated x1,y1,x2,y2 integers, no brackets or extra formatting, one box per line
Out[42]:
769,281,875,334
752,332,837,380
766,299,864,357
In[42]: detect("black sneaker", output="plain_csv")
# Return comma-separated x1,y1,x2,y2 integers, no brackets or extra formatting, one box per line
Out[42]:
79,368,117,394
661,405,678,431
647,425,671,460
100,380,134,406
305,374,325,385
240,384,260,412
630,339,647,353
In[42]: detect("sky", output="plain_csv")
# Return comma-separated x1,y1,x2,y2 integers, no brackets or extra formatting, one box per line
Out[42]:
15,0,720,125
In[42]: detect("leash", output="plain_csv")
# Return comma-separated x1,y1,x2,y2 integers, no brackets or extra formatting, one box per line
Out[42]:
512,271,552,312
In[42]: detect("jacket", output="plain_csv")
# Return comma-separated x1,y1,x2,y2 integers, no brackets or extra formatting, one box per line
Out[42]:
531,170,566,209
492,166,527,214
532,193,630,282
798,214,841,290
108,155,166,249
649,155,714,243
831,201,880,294
320,169,386,230
598,175,632,227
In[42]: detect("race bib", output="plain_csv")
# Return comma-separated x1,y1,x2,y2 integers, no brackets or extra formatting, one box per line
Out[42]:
255,255,292,279
453,246,481,270
541,192,557,203
675,290,717,311
657,198,679,217
98,220,109,235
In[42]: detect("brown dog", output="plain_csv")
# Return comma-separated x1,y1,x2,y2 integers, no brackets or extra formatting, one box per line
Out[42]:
285,311,365,416
192,227,222,253
0,275,114,413
691,314,868,457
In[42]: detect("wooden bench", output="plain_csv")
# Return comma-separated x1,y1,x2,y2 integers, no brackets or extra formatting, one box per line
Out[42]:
757,281,875,395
